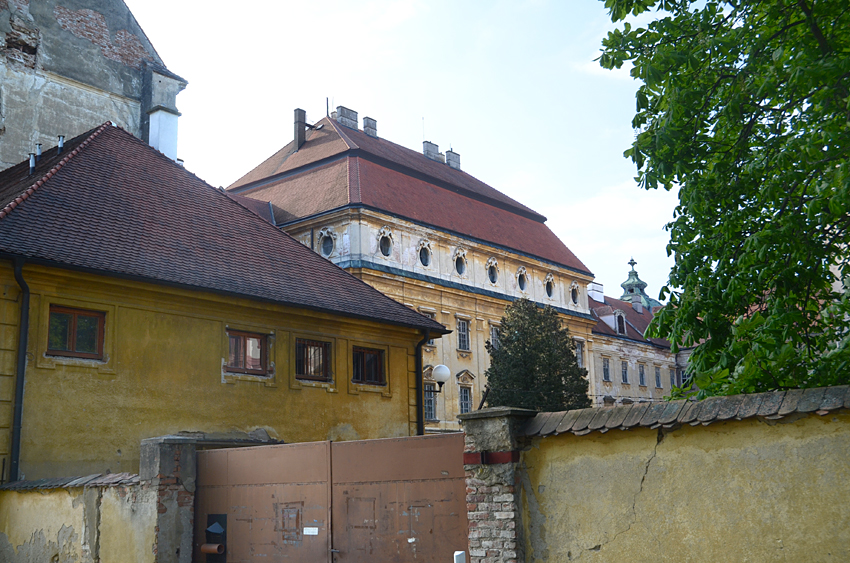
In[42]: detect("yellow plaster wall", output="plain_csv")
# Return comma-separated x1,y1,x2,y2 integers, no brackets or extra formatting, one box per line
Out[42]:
0,489,87,562
520,412,850,562
99,486,157,563
2,263,422,479
0,261,20,480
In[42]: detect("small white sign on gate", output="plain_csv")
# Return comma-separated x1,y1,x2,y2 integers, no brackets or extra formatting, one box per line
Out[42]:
303,527,319,536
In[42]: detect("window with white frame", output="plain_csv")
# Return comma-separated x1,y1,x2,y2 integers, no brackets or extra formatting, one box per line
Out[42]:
424,383,437,420
655,366,662,388
459,386,472,414
616,313,626,335
602,358,611,382
574,340,584,368
489,325,499,351
421,311,437,345
621,360,629,383
457,319,470,351
639,364,646,386
670,368,676,388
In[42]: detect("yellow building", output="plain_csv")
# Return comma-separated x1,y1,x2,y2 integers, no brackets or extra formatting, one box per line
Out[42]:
0,123,446,480
228,107,597,430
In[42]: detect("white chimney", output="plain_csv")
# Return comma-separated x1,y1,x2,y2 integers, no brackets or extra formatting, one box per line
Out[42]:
363,117,377,137
631,293,643,314
423,141,445,163
588,282,604,303
334,106,358,129
446,149,460,170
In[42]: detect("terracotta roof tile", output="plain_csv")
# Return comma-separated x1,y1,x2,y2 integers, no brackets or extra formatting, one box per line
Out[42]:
520,385,849,438
539,411,568,436
0,124,447,335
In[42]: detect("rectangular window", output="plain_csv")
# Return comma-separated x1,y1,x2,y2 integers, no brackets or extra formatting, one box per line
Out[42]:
457,319,470,351
352,347,385,385
621,361,629,384
574,341,584,368
295,338,331,381
655,366,662,388
670,368,677,389
424,383,437,420
639,364,646,386
48,305,106,360
602,358,610,382
679,369,687,387
459,386,472,414
227,330,268,375
489,326,500,351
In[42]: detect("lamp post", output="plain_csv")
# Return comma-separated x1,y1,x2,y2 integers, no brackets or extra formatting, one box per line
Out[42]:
432,364,451,392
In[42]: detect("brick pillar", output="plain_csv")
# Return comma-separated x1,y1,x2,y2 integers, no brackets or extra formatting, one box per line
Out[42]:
458,407,536,563
140,437,197,563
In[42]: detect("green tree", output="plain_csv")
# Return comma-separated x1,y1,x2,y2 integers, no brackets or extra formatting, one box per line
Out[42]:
599,0,850,397
485,299,590,411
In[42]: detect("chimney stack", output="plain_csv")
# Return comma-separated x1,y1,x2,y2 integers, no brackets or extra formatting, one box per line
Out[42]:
334,106,358,129
294,108,307,150
363,117,377,137
35,143,42,161
423,141,445,163
57,135,65,154
631,293,643,314
446,149,460,170
28,153,35,175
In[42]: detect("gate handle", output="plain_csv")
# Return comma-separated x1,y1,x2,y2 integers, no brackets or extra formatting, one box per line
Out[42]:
330,549,340,553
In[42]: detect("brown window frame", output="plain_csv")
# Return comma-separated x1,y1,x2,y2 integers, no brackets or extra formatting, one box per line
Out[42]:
295,338,332,381
47,305,106,360
352,346,385,386
226,330,269,376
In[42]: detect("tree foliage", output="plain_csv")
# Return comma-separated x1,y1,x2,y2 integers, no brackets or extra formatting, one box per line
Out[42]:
600,0,850,396
485,299,590,411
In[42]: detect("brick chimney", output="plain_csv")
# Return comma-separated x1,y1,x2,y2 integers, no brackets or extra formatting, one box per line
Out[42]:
294,108,307,150
334,106,358,129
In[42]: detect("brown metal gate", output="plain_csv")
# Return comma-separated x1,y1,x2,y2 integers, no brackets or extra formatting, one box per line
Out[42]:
194,434,467,562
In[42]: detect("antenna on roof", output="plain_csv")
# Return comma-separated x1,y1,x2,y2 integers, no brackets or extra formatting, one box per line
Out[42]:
326,97,329,117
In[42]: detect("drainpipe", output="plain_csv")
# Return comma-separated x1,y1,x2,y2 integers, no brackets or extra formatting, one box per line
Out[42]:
415,330,430,436
10,258,29,482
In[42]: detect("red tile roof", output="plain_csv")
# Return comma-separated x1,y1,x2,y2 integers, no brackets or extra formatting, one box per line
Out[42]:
229,118,590,274
0,124,447,334
589,294,670,348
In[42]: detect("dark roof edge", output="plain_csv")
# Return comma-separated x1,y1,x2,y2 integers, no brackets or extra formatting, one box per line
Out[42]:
279,204,594,278
0,123,111,220
520,386,850,438
590,328,670,350
338,259,596,322
0,253,450,335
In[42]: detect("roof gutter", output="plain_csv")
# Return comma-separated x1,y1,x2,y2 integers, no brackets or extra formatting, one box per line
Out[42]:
10,258,29,482
414,329,430,436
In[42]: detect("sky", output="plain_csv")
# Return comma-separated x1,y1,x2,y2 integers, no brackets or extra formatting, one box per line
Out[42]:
124,0,679,300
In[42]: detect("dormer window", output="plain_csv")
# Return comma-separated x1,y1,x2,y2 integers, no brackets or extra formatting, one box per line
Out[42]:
616,313,626,335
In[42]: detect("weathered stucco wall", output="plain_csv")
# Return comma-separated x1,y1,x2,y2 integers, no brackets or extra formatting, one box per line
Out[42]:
520,412,850,562
0,480,157,563
0,261,423,480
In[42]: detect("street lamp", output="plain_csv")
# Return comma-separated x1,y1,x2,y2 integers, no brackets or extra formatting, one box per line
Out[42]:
432,364,451,392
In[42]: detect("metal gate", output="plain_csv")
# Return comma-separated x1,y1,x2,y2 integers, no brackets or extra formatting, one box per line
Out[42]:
194,433,468,562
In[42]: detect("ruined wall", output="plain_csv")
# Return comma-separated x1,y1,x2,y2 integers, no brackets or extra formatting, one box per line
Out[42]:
0,0,179,170
1,262,423,480
520,412,850,562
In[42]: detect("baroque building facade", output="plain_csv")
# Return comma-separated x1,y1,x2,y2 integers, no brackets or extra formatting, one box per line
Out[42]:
587,260,690,406
0,0,185,169
228,106,597,430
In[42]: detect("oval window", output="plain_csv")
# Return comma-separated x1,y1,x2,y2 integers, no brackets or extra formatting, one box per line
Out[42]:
488,265,498,284
546,280,554,298
380,235,392,257
321,235,334,256
455,256,466,275
518,273,527,291
419,246,431,266
571,287,579,304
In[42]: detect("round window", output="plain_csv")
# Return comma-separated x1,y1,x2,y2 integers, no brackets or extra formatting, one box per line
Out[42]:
488,265,498,284
571,287,579,304
379,235,392,257
455,256,466,275
321,235,334,256
546,280,554,298
518,273,527,291
419,246,431,266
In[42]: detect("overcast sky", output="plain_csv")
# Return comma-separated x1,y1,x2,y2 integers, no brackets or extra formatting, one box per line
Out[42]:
124,0,679,300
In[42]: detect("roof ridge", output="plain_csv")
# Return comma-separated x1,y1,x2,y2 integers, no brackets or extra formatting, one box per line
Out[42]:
327,118,360,150
0,122,112,221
